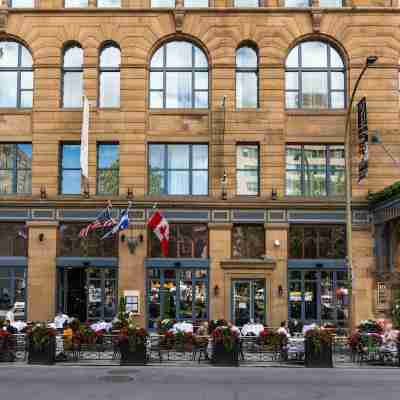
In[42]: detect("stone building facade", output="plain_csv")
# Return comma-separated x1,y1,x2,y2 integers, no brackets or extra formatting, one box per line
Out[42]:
0,0,399,329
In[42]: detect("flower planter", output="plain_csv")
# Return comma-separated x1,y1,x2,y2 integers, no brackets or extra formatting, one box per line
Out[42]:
304,337,333,368
28,336,56,365
0,335,16,362
211,341,239,367
119,341,147,366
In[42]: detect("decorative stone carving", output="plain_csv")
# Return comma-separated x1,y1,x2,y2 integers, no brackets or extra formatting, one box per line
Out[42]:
311,9,322,33
173,10,185,33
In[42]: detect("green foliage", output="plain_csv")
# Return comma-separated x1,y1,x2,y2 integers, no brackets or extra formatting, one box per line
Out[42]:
392,292,400,329
117,296,127,322
368,181,400,206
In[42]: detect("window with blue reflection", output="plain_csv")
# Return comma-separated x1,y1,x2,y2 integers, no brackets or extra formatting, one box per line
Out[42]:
234,0,259,6
97,0,121,6
149,144,208,195
97,143,119,195
60,144,81,195
149,41,209,109
184,0,208,6
151,0,175,6
284,0,310,6
64,0,89,7
0,41,33,108
9,0,35,7
236,144,259,195
62,43,83,108
99,44,120,108
236,45,258,108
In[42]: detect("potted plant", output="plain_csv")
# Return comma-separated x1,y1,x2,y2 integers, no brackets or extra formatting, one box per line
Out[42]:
157,319,175,335
174,331,195,353
118,325,148,366
0,330,15,362
27,324,56,365
257,329,287,354
211,326,240,366
304,328,333,368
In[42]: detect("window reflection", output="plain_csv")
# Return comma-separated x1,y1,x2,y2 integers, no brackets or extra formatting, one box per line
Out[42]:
99,45,121,108
97,143,119,195
0,268,26,320
60,143,81,194
232,225,265,258
62,44,83,108
236,144,259,195
0,223,28,256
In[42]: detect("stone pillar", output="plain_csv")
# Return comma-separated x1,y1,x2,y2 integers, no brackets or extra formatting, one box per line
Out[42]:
265,223,289,327
118,224,147,327
208,223,232,320
27,221,58,321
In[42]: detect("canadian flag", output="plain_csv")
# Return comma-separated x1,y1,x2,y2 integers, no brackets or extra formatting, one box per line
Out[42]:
147,210,169,257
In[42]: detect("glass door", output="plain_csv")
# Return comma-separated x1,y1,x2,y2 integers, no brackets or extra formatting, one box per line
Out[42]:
232,279,265,326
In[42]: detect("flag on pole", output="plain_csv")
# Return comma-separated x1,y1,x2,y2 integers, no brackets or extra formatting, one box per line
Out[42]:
79,205,115,239
80,95,90,192
147,210,169,257
101,208,130,240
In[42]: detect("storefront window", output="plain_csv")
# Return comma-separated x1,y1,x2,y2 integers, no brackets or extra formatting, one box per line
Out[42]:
0,268,26,320
147,267,208,329
289,225,345,259
0,223,27,256
149,224,208,258
232,225,265,258
58,223,118,257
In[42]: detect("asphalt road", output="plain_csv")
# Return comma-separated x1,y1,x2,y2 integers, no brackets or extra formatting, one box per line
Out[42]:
0,366,399,400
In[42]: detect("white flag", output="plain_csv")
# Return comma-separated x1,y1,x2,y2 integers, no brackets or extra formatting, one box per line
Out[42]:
80,95,90,180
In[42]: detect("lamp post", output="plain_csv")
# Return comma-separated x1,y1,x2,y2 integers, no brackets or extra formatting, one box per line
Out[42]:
345,55,378,328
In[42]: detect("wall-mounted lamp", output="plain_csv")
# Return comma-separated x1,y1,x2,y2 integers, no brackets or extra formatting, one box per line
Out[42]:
221,171,227,200
127,187,134,200
83,182,90,199
40,185,47,200
121,234,126,243
214,285,220,297
138,234,144,243
278,285,283,297
38,233,45,242
271,188,277,200
273,240,281,247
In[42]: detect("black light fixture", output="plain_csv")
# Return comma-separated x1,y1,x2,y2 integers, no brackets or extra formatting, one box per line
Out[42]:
271,188,277,200
38,233,45,242
221,171,227,200
40,185,47,200
121,234,126,243
366,55,378,66
127,187,134,200
278,285,283,297
139,234,144,243
214,285,220,297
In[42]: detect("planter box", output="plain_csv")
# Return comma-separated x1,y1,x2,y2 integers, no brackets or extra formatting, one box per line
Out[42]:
119,341,147,366
0,335,16,362
305,337,333,368
28,336,56,365
211,341,239,367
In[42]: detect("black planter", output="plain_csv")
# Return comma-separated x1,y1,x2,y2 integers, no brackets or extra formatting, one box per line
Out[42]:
305,337,333,368
28,336,56,365
119,340,147,366
0,335,16,362
211,341,239,366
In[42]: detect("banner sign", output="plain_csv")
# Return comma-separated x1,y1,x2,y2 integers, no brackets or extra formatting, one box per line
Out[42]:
357,97,368,183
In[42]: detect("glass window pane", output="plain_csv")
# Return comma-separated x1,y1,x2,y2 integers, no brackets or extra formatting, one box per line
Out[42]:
237,145,258,169
234,0,259,6
237,170,258,195
303,145,327,196
285,72,298,90
0,170,13,194
166,72,192,108
285,92,298,109
285,0,310,6
21,46,32,67
301,72,328,108
150,91,163,108
20,91,33,108
97,0,121,6
194,47,208,68
320,0,342,6
21,72,33,90
151,47,164,68
166,42,192,68
100,72,120,108
286,171,302,196
331,72,344,90
100,46,121,67
63,46,83,67
151,0,175,6
329,145,345,196
0,72,17,107
0,42,18,67
305,280,318,320
17,144,32,169
330,47,344,68
184,0,208,6
149,144,165,169
17,169,31,193
98,144,119,169
194,91,208,108
62,144,80,168
195,72,208,90
301,42,327,68
236,47,257,68
192,171,208,195
236,72,257,108
232,225,265,258
11,0,35,7
168,145,189,169
0,144,15,169
192,145,208,169
149,169,165,194
62,170,81,194
150,72,163,90
63,72,83,107
65,0,89,6
286,46,299,68
331,92,345,109
98,169,119,195
168,171,190,195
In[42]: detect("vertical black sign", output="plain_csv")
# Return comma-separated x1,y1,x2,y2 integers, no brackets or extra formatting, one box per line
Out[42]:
357,97,368,183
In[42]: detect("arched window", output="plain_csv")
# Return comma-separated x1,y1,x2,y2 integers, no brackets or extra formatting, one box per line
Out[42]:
62,43,83,108
285,41,345,109
149,41,209,109
99,44,121,108
0,40,33,108
236,45,258,108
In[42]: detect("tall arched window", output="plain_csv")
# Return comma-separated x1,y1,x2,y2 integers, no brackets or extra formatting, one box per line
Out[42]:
285,41,345,109
62,43,83,108
0,40,33,108
149,41,209,109
99,43,121,108
236,45,258,108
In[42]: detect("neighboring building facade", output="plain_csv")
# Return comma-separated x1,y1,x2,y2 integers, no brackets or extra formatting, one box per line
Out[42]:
0,0,399,328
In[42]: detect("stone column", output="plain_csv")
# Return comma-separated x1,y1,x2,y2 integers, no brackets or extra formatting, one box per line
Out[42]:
27,221,58,321
208,223,232,320
265,223,288,327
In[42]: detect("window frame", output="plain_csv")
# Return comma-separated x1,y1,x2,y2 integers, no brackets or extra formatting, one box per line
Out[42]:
8,0,35,7
96,142,120,196
97,0,121,7
0,40,33,109
285,143,345,198
149,41,209,109
231,224,265,259
59,142,81,195
236,143,260,196
183,0,210,6
64,0,89,7
285,41,346,110
148,143,209,196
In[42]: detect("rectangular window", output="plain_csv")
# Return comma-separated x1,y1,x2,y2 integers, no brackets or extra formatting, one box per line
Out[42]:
234,0,259,6
9,0,34,7
289,225,346,259
319,0,342,6
64,0,89,6
148,144,208,195
236,144,259,195
232,225,265,258
0,223,28,256
151,0,175,6
284,0,310,6
97,143,119,195
149,224,208,258
184,0,208,6
62,71,83,108
0,143,32,194
285,144,345,197
97,0,121,6
0,267,26,321
60,143,81,195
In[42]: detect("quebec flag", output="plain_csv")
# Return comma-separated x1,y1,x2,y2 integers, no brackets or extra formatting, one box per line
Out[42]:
101,209,129,240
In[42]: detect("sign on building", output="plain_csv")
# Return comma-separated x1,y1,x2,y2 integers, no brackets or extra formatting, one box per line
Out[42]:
357,97,368,183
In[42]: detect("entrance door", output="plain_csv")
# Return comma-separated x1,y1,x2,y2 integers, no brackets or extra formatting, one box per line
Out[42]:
66,268,87,322
232,279,266,326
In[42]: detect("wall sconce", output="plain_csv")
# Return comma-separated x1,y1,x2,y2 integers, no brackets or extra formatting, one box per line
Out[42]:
120,234,126,243
40,185,47,200
271,188,277,200
83,182,90,199
38,233,45,242
278,285,283,297
273,240,280,247
214,285,220,297
127,187,134,200
221,171,227,200
139,234,144,243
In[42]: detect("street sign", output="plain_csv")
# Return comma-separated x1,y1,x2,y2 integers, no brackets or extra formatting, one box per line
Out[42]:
357,97,368,183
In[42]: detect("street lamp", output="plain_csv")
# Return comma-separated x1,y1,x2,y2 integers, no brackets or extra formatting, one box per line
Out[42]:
345,55,378,328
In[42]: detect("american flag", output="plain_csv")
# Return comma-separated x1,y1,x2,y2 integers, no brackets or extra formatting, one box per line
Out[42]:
79,208,115,239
